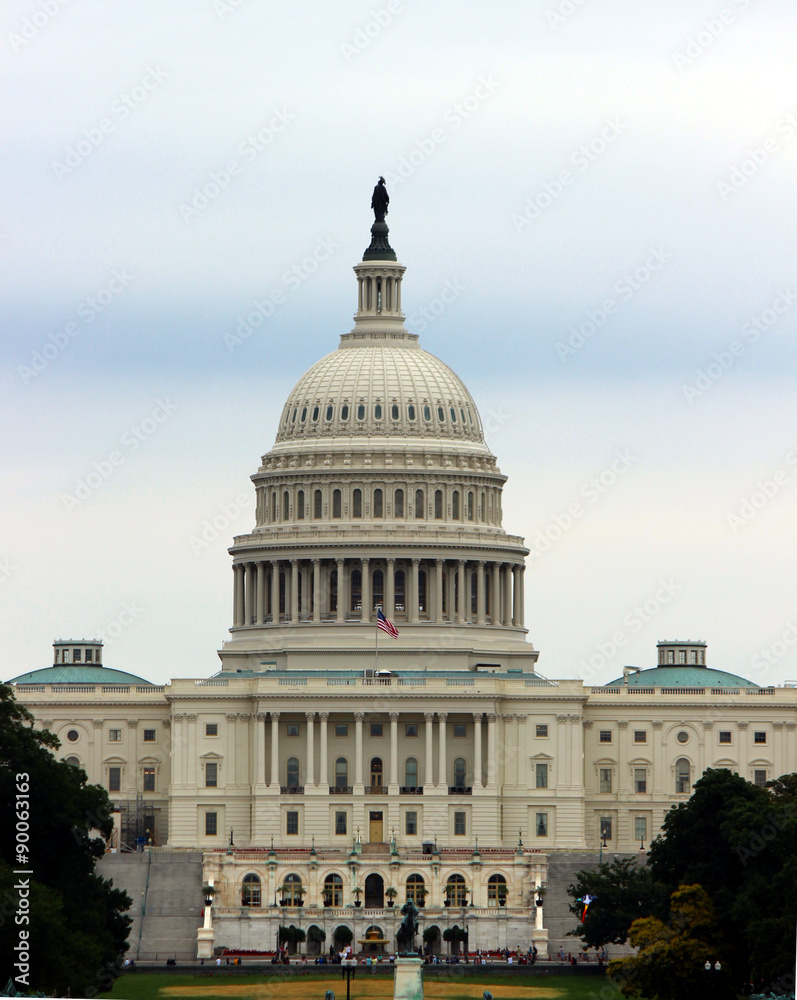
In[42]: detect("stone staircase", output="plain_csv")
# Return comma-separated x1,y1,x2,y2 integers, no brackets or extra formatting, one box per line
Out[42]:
97,850,204,960
542,851,637,962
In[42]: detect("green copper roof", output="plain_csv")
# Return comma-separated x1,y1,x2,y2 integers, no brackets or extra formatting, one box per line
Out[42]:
6,665,156,686
605,666,758,689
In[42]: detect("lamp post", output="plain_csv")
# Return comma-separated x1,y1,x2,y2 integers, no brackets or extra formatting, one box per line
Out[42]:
599,832,608,864
639,834,645,852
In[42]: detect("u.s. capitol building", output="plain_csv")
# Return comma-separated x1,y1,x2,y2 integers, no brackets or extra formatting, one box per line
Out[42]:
9,195,795,956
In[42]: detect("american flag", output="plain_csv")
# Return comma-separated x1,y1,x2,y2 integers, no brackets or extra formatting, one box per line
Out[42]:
376,609,399,639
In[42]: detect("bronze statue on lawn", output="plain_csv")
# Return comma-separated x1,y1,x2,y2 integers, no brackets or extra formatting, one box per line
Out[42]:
395,899,419,955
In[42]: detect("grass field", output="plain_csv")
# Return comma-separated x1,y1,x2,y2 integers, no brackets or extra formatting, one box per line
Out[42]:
99,971,615,1000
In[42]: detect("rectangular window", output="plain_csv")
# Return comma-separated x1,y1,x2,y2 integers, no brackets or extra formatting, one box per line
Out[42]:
286,811,299,835
536,812,548,837
205,762,218,787
205,812,217,836
405,723,418,738
206,723,218,737
143,767,155,792
405,811,417,836
335,811,347,835
535,763,548,789
754,731,767,744
599,768,613,793
719,731,732,744
370,723,383,737
143,729,156,743
335,724,348,737
634,816,647,841
85,649,93,662
109,729,121,742
287,724,299,737
109,767,121,792
634,768,647,793
453,811,466,836
73,649,81,662
453,723,467,738
599,730,612,743
535,724,549,738
633,730,647,744
600,816,612,841
754,769,767,787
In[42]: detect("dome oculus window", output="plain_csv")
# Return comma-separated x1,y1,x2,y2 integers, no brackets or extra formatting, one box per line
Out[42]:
341,404,349,420
300,407,307,422
291,408,297,423
437,406,445,422
357,404,366,420
423,405,431,422
450,407,457,423
325,405,334,421
676,731,689,744
66,729,79,742
408,404,416,421
391,404,399,420
374,404,382,420
312,406,319,422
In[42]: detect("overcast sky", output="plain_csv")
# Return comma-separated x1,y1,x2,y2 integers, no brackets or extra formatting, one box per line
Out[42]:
2,1,797,688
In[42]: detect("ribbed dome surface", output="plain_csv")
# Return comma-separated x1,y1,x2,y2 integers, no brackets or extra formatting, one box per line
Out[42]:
274,342,485,446
7,665,156,685
606,666,758,689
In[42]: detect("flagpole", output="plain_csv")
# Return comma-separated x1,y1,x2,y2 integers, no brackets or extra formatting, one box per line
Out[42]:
375,603,381,677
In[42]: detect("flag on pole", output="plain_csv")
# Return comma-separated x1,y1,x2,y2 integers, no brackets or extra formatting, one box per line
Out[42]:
377,609,399,638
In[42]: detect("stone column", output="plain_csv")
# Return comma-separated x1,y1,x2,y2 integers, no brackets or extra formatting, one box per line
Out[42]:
476,561,486,625
245,563,255,624
424,713,434,788
313,559,321,622
390,713,399,788
512,566,521,626
233,565,244,626
271,561,279,622
319,713,329,788
518,565,525,627
226,714,237,788
487,713,497,788
617,720,630,795
306,712,315,787
254,712,266,786
503,564,513,625
438,713,448,788
774,721,785,777
269,712,279,787
410,559,420,623
256,562,266,624
289,560,299,622
361,558,371,623
491,563,500,625
517,715,528,787
336,558,345,622
456,561,465,623
473,713,483,788
386,558,395,619
354,713,364,788
435,560,443,624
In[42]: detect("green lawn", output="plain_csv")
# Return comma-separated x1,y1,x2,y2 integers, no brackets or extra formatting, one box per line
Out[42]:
99,970,618,1000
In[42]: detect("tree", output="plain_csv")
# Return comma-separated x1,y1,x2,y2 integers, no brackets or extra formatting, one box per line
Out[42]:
442,925,466,955
608,884,735,1000
567,856,666,947
0,684,131,996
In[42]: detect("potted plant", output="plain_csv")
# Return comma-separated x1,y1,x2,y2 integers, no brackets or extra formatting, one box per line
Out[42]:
322,891,332,907
496,884,508,907
535,887,546,908
416,887,426,908
202,884,217,908
385,886,397,908
296,887,306,907
353,886,363,907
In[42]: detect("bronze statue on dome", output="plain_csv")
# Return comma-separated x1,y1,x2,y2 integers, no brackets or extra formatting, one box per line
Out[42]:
371,176,389,221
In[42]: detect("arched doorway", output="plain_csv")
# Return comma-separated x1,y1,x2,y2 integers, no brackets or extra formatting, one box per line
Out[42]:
423,924,441,957
333,925,353,954
307,925,326,956
365,872,384,908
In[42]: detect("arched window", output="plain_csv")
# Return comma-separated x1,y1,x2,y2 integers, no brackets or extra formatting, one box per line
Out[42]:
394,489,404,518
271,492,277,522
453,757,467,788
297,490,304,520
437,406,445,422
326,405,334,421
471,571,477,616
418,569,426,615
395,570,405,614
65,756,80,767
370,757,383,788
675,758,691,794
405,757,418,788
372,569,384,609
408,404,416,421
341,404,349,421
301,407,307,423
314,490,323,519
487,874,507,905
374,403,382,420
352,489,362,518
335,757,349,789
434,490,443,519
406,874,426,904
282,491,290,521
445,874,468,906
373,489,383,518
333,489,342,519
452,491,460,520
312,406,319,422
467,492,474,521
423,405,431,422
242,873,261,907
391,404,399,420
415,489,424,519
450,407,457,423
282,873,303,905
323,874,343,906
357,403,366,420
286,757,299,789
350,569,361,613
